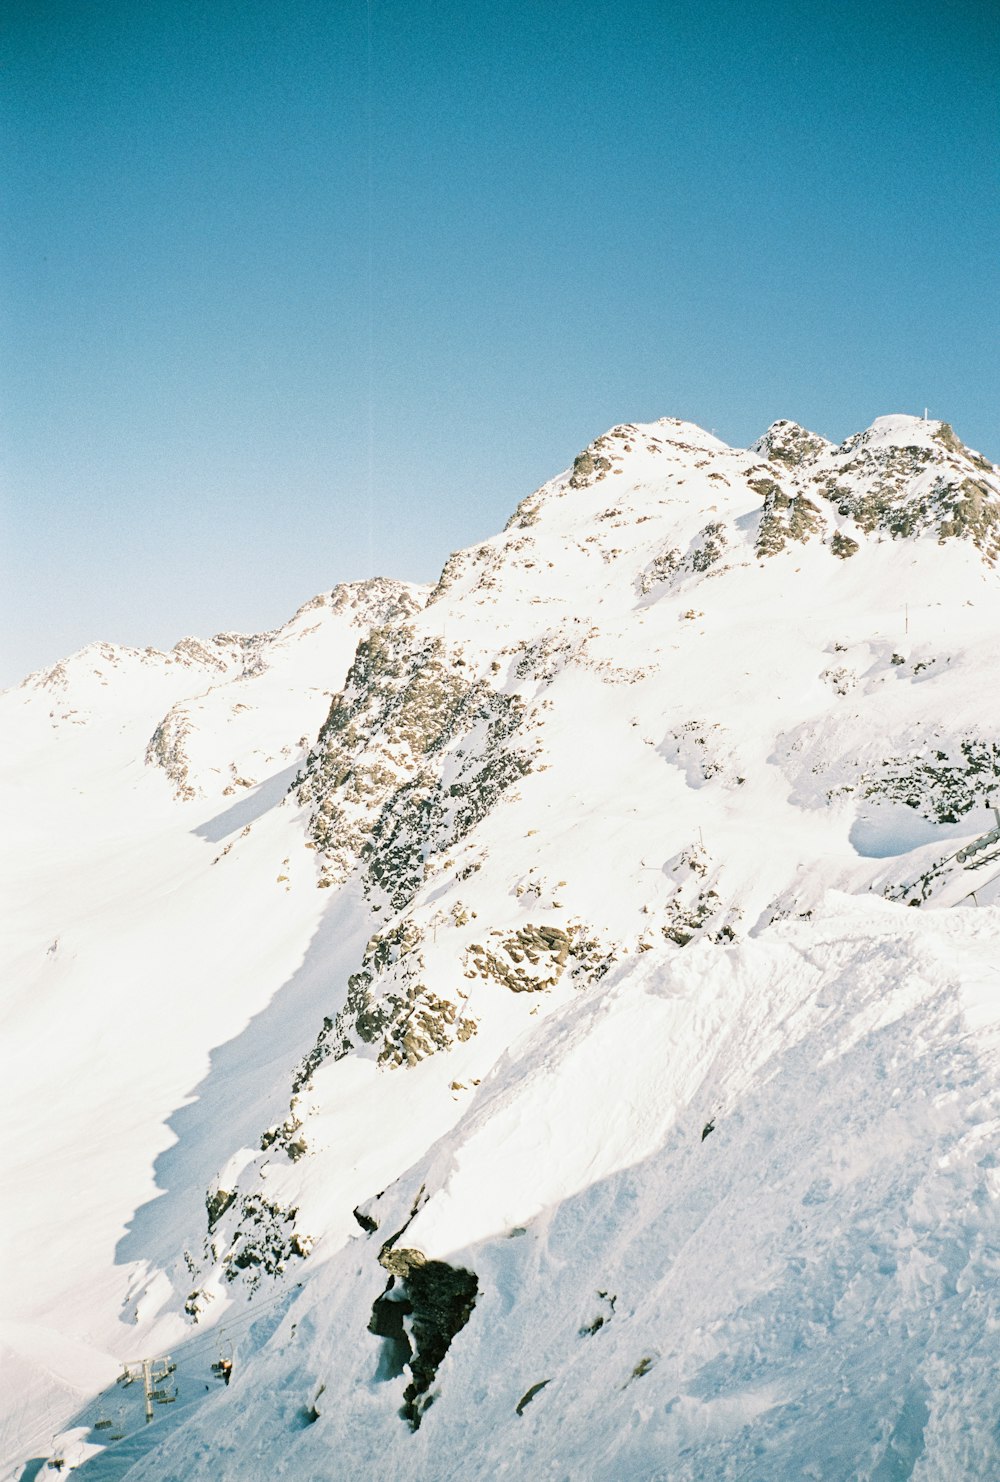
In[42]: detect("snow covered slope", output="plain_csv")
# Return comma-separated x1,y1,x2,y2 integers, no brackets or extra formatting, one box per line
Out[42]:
0,578,426,1472
4,415,1000,1480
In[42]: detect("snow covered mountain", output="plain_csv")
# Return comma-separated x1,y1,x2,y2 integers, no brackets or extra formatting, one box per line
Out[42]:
3,413,1000,1480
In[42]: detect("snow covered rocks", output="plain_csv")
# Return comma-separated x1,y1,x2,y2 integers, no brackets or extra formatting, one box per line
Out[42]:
4,414,1000,1480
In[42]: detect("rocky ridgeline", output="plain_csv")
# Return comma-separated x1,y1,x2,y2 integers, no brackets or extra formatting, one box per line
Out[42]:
766,418,1000,561
187,412,1000,1328
141,578,427,800
24,634,262,697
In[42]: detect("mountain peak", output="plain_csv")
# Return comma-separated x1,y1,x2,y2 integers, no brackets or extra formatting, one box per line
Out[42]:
750,419,833,468
838,414,997,471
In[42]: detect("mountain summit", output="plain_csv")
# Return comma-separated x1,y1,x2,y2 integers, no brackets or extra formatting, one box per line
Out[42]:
3,415,1000,1480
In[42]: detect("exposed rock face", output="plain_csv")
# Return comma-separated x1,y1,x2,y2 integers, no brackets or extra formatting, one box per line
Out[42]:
205,1188,236,1232
146,708,200,800
464,923,570,992
860,738,1000,823
370,1246,479,1431
218,1194,310,1291
752,478,825,557
830,529,859,558
292,912,480,1084
638,521,729,593
807,425,1000,561
295,626,533,905
741,416,1000,563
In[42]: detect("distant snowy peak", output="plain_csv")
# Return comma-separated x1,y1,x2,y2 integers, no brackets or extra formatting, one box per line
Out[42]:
1,576,430,815
12,579,428,703
6,633,273,752
17,632,261,698
144,577,430,802
285,576,428,634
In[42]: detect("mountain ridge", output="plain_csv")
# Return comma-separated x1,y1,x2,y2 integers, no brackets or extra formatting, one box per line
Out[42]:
3,412,1000,1480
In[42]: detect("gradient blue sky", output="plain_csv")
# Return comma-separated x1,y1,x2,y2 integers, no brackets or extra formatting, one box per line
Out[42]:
3,0,998,684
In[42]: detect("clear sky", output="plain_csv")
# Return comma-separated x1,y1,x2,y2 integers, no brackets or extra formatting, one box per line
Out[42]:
2,0,997,686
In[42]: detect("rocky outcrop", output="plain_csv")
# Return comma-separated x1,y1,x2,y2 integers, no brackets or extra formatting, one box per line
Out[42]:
809,432,1000,561
218,1194,311,1291
751,420,833,468
752,475,825,557
464,923,570,993
292,915,477,1084
145,709,199,800
859,738,1000,823
638,521,730,593
295,626,533,906
370,1246,479,1430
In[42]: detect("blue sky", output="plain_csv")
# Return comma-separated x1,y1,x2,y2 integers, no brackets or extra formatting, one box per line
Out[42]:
2,0,997,684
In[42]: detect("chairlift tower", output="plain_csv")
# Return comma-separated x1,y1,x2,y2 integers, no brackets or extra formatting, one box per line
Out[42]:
119,1355,177,1423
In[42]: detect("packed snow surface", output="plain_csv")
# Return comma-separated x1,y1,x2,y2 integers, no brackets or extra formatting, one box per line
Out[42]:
2,414,1000,1480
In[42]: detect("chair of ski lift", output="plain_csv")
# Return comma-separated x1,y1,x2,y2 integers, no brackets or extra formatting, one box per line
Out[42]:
212,1334,234,1383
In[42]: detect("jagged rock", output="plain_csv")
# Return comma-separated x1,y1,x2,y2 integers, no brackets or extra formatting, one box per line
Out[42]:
295,626,533,906
260,1107,308,1161
830,530,859,558
638,521,729,593
569,448,611,488
753,477,825,557
811,439,1000,561
861,738,1000,823
751,420,832,468
465,923,570,993
292,914,479,1080
372,1246,479,1430
205,1188,236,1232
146,710,199,800
220,1193,308,1290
